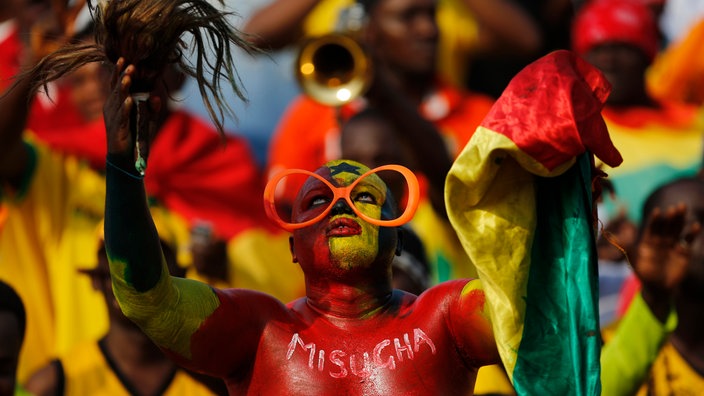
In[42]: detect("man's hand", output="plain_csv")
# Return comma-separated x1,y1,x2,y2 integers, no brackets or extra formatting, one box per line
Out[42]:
635,203,701,321
104,58,161,161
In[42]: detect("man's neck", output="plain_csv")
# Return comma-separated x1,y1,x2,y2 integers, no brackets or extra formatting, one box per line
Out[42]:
305,276,394,319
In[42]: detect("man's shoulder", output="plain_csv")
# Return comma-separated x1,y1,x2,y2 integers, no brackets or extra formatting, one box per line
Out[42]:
417,279,477,304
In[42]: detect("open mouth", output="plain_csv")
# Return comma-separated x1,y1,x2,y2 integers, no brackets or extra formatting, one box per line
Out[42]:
326,217,362,237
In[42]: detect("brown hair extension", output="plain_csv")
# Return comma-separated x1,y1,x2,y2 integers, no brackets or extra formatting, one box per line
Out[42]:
25,0,260,136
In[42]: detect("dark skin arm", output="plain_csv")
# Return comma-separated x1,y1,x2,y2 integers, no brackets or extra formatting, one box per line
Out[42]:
462,0,542,57
0,71,32,189
103,58,165,293
241,0,321,49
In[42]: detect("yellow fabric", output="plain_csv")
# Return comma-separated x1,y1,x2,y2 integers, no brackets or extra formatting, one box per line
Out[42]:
186,228,305,303
597,109,704,223
60,340,215,395
474,364,515,395
435,0,479,86
301,0,479,86
647,18,704,105
0,139,107,383
600,115,704,176
636,341,704,396
445,126,574,377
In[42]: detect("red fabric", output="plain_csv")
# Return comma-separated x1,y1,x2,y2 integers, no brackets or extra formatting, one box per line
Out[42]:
32,110,271,239
572,0,659,61
0,25,83,131
480,50,623,171
144,111,275,239
266,81,494,204
31,118,107,170
0,25,21,91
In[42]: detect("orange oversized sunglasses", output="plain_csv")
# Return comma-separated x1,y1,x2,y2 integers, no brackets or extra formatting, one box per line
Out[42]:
264,164,420,231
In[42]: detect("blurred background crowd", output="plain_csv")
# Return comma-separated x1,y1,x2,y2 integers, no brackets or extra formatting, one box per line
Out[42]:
1,0,703,394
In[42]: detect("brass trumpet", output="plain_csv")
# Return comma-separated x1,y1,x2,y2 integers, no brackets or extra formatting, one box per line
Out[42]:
294,5,372,106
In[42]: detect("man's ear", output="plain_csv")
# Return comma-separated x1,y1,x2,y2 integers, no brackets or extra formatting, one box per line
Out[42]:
289,236,298,263
395,228,403,256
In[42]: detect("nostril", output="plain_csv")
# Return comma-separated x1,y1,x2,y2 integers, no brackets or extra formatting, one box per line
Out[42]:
331,199,353,215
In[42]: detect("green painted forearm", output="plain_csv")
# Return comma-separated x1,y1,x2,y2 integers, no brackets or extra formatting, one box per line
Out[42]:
104,155,220,359
104,154,163,292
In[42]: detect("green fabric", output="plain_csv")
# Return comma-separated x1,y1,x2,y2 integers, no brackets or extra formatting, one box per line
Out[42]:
512,154,602,395
600,292,676,396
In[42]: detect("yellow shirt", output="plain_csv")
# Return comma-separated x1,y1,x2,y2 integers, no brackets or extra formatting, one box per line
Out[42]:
0,139,107,382
637,341,704,396
59,340,216,395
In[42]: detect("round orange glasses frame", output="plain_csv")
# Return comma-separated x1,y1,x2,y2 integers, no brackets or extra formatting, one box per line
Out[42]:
264,164,420,231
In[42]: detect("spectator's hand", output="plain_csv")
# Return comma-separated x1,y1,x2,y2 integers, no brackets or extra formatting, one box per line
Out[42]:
635,203,701,320
104,59,161,160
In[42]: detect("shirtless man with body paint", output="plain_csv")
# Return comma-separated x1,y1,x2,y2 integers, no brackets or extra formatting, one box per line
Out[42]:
99,51,698,394
102,59,498,395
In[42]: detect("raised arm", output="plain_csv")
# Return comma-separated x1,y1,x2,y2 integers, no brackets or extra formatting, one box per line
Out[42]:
241,0,322,49
0,71,32,188
102,60,227,375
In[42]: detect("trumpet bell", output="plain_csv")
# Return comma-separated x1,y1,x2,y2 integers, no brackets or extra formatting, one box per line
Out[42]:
296,33,371,106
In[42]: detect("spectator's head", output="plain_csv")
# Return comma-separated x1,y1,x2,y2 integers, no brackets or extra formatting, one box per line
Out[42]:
640,178,704,300
572,1,659,105
340,107,406,204
360,0,439,80
0,281,26,396
64,22,111,123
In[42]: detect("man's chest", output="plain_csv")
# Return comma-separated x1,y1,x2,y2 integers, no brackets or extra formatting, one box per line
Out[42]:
241,315,473,394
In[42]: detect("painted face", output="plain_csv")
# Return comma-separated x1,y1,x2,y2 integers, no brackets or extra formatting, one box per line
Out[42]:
290,160,400,273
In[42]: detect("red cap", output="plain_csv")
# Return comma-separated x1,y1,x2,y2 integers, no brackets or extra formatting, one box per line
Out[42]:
572,1,659,61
